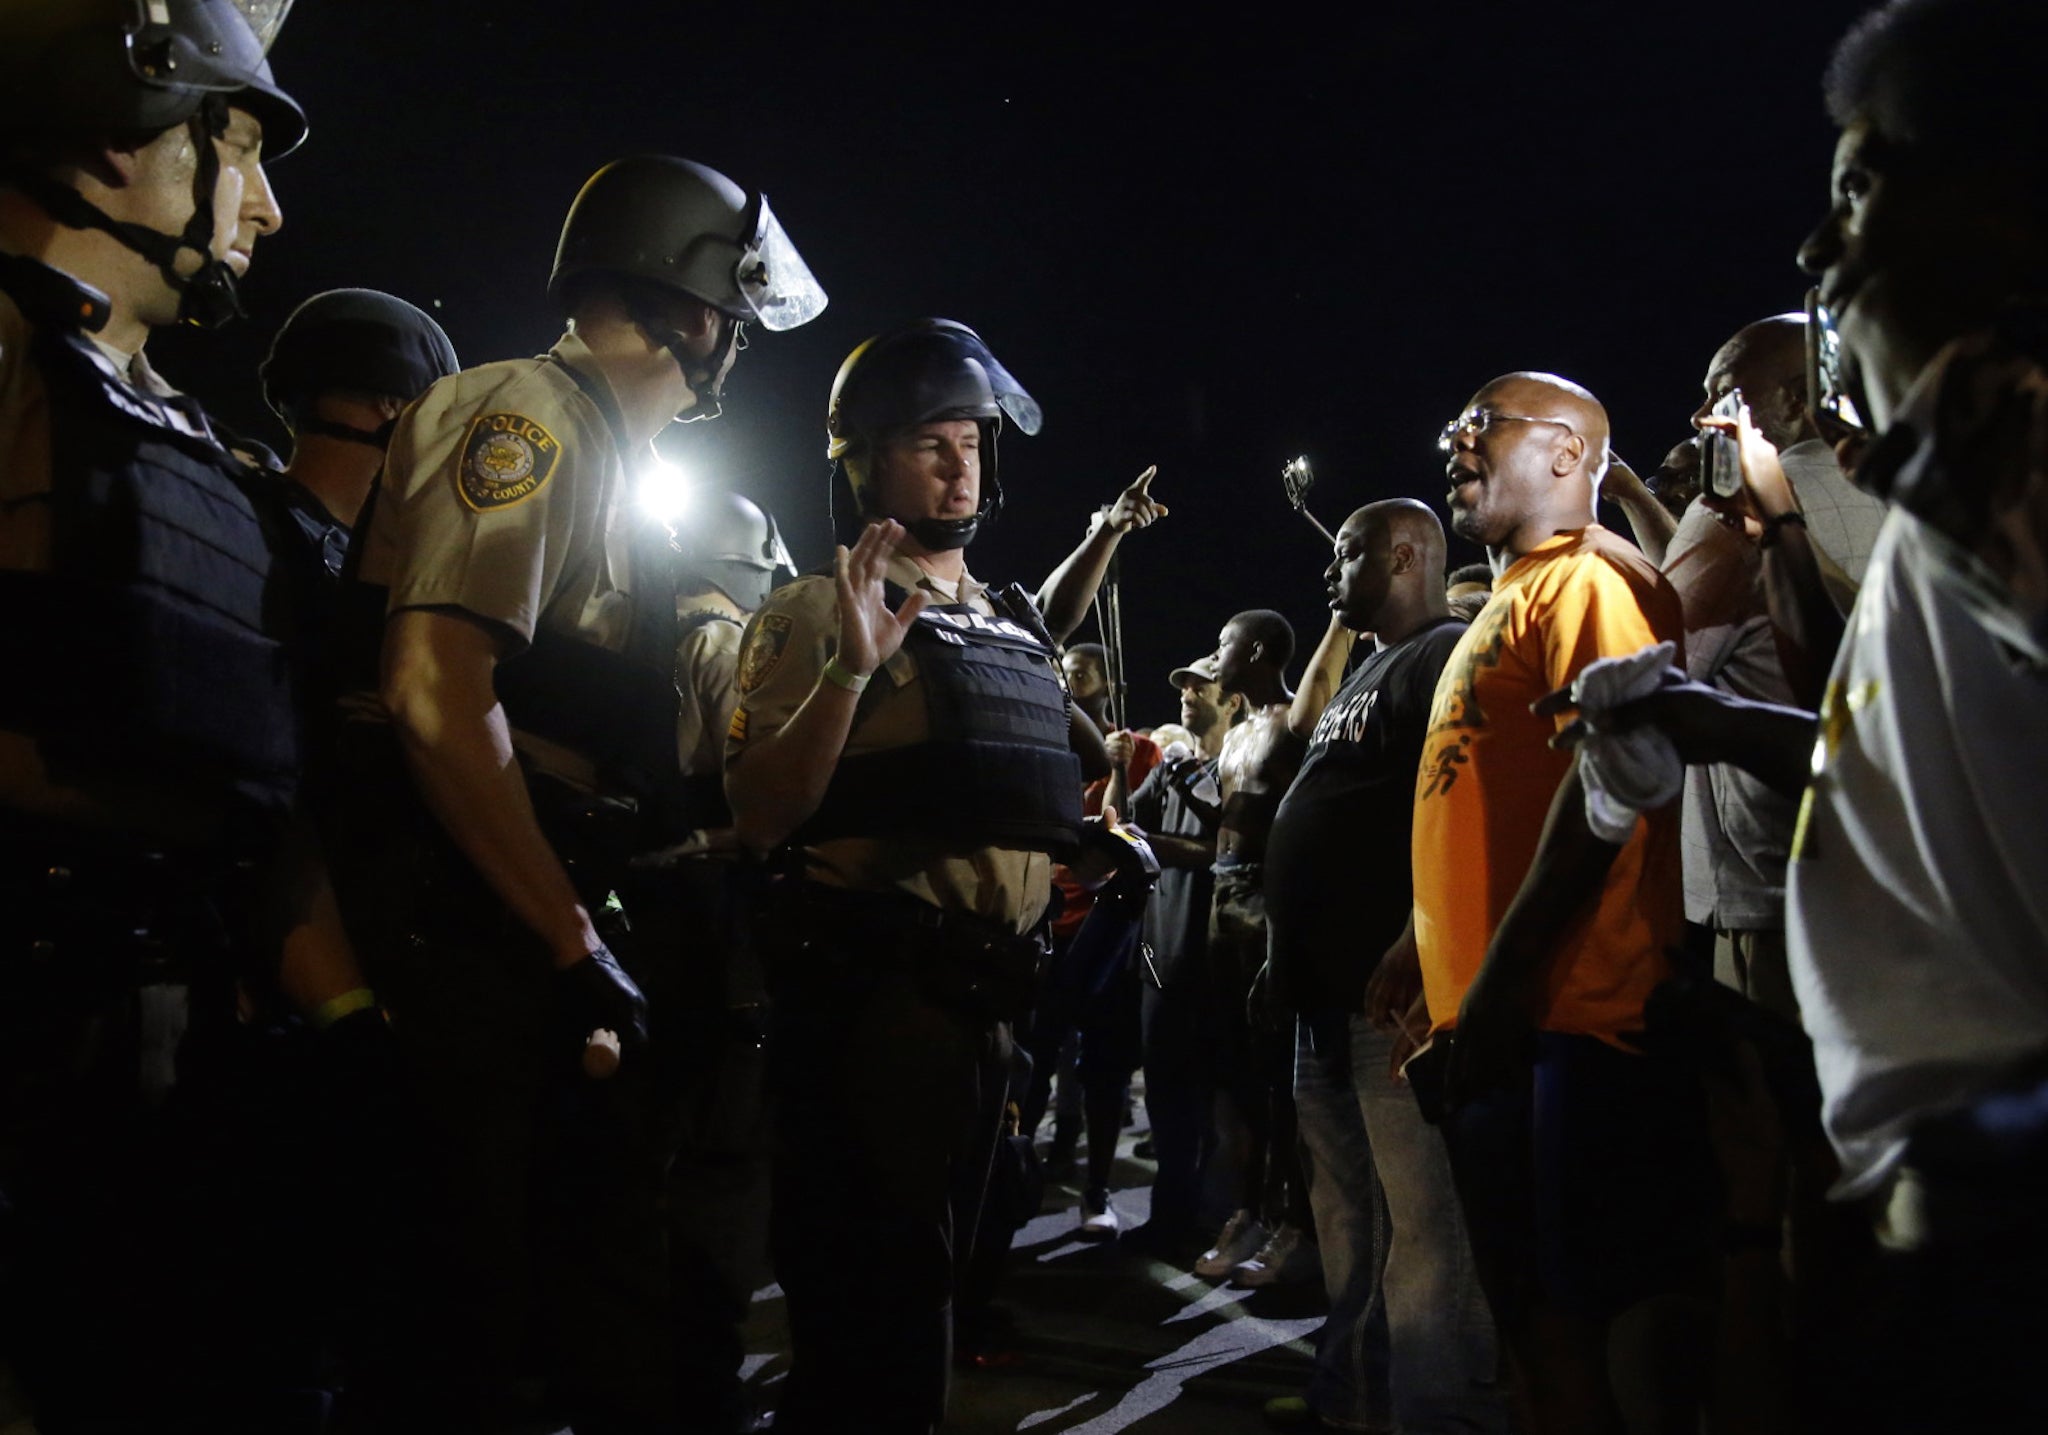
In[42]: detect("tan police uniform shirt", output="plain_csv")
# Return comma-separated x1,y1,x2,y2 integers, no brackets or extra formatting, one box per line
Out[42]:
724,554,1054,933
675,594,744,779
349,330,646,791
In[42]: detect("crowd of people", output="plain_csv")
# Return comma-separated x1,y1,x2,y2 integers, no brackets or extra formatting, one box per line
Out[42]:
2,0,2045,1433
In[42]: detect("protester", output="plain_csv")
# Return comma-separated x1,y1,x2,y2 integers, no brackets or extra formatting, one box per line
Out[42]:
1024,639,1160,1209
1267,501,1506,1433
1408,372,1711,1434
1566,4,2048,1425
1444,561,1493,623
1111,655,1242,1258
1199,609,1316,1287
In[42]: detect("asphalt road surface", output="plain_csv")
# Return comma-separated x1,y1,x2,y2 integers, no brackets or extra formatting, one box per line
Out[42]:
738,1098,1327,1433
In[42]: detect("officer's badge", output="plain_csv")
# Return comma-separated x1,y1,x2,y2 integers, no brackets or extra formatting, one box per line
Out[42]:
738,613,794,693
457,412,561,511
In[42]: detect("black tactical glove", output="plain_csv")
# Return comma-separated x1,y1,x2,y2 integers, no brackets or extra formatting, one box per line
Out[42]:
555,943,650,1055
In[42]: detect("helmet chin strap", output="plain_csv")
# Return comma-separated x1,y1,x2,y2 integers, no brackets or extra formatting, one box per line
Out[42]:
839,444,1003,552
675,315,744,423
628,302,742,424
904,516,980,551
6,101,246,330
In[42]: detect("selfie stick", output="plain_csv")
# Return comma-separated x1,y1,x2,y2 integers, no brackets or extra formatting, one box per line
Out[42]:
1282,456,1337,545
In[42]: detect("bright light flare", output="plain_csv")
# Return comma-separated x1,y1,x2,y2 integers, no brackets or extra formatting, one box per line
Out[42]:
638,457,694,525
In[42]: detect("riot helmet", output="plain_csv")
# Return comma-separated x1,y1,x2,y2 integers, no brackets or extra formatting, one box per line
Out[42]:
1,0,306,330
260,288,459,447
677,492,795,612
549,156,826,421
825,319,1041,551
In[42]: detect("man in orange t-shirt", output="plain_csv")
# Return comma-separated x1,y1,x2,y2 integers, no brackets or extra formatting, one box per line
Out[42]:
1407,372,1711,1435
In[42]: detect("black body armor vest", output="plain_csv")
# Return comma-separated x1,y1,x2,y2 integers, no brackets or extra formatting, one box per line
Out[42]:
0,255,299,817
797,585,1082,856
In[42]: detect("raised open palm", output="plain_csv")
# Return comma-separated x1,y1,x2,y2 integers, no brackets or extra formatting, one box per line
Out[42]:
833,520,929,676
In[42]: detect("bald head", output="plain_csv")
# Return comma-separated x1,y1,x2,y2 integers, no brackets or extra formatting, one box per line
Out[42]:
1695,314,1815,450
1327,498,1449,636
1444,371,1611,557
1483,372,1611,481
1352,497,1447,570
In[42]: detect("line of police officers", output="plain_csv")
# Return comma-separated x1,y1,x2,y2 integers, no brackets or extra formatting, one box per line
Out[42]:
0,4,1139,1432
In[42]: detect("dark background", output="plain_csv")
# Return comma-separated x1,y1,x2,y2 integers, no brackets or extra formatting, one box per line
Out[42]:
161,0,1871,726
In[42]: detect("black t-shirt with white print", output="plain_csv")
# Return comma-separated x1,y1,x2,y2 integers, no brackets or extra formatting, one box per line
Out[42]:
1264,618,1466,1014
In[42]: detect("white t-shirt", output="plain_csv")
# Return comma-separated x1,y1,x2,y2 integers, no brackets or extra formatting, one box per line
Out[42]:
1787,507,2048,1198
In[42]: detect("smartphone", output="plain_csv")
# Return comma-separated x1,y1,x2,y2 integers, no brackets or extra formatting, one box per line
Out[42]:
1804,288,1868,441
1702,389,1745,500
1400,1034,1454,1126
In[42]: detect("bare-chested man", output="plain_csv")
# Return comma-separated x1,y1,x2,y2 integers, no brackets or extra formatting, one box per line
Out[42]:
1194,608,1313,1285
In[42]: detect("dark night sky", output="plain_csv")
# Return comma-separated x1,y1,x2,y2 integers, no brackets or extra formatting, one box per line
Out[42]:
162,0,1873,725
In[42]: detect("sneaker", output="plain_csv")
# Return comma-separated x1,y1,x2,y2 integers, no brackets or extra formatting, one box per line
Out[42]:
1077,1193,1120,1240
1194,1209,1268,1279
1231,1222,1312,1288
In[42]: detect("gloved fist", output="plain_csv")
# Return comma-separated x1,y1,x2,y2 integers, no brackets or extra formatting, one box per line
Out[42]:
556,943,650,1060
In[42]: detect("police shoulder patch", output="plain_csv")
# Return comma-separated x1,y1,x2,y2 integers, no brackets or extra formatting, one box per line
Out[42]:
457,411,562,512
738,613,795,694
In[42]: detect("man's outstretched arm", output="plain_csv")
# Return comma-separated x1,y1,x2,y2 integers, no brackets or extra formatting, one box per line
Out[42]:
1036,467,1166,642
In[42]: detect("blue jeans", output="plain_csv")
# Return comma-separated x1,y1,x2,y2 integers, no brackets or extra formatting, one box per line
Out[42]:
1295,1012,1506,1433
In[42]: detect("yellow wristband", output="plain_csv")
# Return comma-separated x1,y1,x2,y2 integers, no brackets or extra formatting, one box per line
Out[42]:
822,656,870,693
312,987,378,1029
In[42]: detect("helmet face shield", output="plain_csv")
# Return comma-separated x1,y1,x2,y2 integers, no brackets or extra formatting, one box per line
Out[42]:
229,0,295,52
761,513,796,575
734,198,827,332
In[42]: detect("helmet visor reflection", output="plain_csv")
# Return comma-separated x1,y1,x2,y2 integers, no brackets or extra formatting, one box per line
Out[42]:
733,198,827,331
231,0,296,53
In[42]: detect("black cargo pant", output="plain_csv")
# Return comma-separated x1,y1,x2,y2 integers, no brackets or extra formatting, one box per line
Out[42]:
620,856,773,1435
323,766,671,1434
761,888,1022,1435
0,825,340,1434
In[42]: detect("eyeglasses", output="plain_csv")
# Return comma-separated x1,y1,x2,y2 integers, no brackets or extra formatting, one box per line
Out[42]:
1438,407,1579,453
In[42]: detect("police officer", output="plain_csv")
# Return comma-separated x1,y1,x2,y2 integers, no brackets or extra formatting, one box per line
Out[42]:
621,489,793,1433
725,320,1097,1433
0,3,350,1428
326,155,824,1432
260,286,461,574
672,491,796,825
